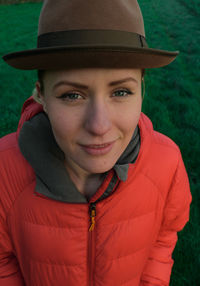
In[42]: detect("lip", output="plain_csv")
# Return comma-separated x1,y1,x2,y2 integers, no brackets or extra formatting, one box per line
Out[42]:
79,140,116,156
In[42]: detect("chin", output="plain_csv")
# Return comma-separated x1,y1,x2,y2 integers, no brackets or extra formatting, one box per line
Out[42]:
77,160,113,175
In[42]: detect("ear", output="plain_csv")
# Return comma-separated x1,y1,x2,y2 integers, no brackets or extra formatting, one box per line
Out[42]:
141,77,145,101
35,81,47,113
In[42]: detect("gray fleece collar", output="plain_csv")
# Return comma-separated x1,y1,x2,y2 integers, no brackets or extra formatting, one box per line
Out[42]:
18,112,140,203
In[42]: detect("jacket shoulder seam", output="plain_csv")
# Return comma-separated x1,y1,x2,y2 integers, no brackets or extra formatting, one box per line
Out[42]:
139,170,166,202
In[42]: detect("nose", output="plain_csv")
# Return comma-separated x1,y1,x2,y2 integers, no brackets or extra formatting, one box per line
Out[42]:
84,99,112,136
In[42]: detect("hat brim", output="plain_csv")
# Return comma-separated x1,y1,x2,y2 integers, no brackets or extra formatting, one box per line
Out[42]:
2,46,179,70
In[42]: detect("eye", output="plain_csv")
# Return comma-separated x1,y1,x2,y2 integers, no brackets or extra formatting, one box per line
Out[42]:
57,92,83,101
112,89,133,97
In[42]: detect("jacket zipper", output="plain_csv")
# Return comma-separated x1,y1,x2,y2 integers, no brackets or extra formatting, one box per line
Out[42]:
88,203,96,286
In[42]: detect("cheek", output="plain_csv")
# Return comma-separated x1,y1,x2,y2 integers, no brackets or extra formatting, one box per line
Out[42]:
45,103,81,143
115,98,142,133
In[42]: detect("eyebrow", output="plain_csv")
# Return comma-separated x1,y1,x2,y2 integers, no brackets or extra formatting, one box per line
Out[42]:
53,77,138,91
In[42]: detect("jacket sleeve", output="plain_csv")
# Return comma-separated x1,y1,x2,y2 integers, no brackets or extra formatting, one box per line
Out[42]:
0,208,26,286
0,151,26,286
139,149,192,286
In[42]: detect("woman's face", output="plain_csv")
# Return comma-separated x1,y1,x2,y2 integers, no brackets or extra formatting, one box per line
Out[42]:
36,68,142,177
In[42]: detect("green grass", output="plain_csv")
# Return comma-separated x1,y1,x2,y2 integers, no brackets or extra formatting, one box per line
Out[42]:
0,1,199,285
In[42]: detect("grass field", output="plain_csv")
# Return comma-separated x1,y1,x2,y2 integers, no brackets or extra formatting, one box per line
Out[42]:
0,1,200,285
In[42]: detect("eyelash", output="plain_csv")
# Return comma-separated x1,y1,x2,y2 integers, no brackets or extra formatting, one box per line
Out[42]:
57,89,133,101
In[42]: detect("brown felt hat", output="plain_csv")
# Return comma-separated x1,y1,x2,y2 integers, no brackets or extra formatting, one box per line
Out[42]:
2,0,179,70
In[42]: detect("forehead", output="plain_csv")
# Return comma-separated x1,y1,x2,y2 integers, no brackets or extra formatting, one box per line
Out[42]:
43,68,142,83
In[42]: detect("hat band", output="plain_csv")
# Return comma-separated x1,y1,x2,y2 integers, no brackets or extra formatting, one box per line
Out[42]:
37,30,148,49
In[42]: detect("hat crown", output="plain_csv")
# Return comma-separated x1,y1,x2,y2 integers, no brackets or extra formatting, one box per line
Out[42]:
38,0,145,37
3,0,179,70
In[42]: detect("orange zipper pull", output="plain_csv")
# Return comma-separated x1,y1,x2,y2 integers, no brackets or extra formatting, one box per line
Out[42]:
89,204,96,231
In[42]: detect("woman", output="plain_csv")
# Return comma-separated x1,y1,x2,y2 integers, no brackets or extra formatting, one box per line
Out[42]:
0,0,192,286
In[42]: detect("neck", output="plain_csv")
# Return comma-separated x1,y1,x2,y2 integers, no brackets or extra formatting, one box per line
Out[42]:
64,159,104,197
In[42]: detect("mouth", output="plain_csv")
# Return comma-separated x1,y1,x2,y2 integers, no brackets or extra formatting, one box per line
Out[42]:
79,140,116,155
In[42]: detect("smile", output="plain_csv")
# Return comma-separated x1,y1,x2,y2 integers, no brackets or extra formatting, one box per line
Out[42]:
79,141,116,155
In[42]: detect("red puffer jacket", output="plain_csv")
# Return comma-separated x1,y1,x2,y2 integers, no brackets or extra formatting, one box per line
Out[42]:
0,97,192,286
